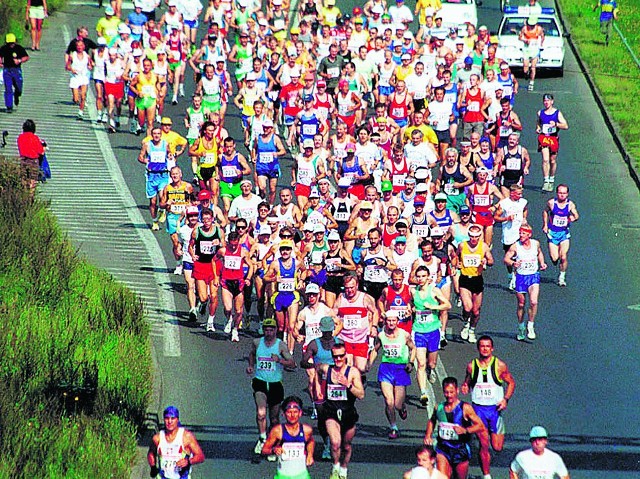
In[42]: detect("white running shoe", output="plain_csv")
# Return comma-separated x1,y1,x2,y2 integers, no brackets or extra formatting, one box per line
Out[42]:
231,329,240,342
206,319,215,332
254,438,265,455
558,272,567,287
428,369,437,384
468,328,477,344
527,323,536,340
509,275,516,291
224,319,233,334
173,264,183,275
460,322,470,340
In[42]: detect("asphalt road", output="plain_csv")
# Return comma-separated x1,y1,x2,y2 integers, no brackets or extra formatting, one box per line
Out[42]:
41,1,640,477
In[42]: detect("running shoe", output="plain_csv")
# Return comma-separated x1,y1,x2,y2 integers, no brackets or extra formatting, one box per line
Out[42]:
528,82,534,91
460,322,470,341
97,111,103,123
115,119,121,129
101,111,108,123
206,319,215,332
77,109,83,119
188,308,197,322
468,329,477,344
388,428,399,440
231,329,240,342
322,442,332,460
254,438,266,455
439,330,448,349
129,121,137,134
198,300,208,316
173,264,183,275
420,394,429,407
266,454,277,462
329,469,341,479
516,326,526,341
310,406,317,420
399,406,408,420
558,273,567,287
456,295,462,308
224,318,233,334
158,209,167,223
527,323,536,340
428,369,437,384
151,222,160,231
509,275,516,291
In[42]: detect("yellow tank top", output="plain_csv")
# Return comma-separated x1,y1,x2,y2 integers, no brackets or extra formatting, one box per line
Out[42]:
196,138,219,168
166,182,190,214
459,240,484,277
396,65,413,82
241,87,260,117
137,72,158,98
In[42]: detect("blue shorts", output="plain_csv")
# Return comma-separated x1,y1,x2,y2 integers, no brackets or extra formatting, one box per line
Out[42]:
272,291,300,311
436,276,451,289
378,362,411,386
413,329,440,353
184,18,198,29
547,229,570,245
146,172,169,198
241,114,252,129
283,114,296,126
94,79,104,85
166,212,183,235
182,261,194,271
378,85,394,97
436,442,471,466
515,272,540,294
256,162,280,179
473,404,505,435
394,118,408,128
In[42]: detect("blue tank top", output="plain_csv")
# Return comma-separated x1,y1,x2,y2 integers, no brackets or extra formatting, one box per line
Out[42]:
256,134,278,166
341,158,364,180
435,401,471,449
444,83,459,116
549,199,570,232
539,109,560,136
255,68,269,90
279,257,296,281
314,338,339,365
299,112,320,141
220,152,242,183
429,209,454,228
497,74,514,102
478,151,494,170
281,423,305,444
147,139,168,173
391,52,402,65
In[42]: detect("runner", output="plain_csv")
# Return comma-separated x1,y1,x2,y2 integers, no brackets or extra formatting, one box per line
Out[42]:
494,184,529,290
423,377,486,479
66,40,93,120
179,206,201,322
316,342,365,479
148,406,205,478
457,224,494,344
542,184,579,286
138,126,171,230
510,426,570,479
361,228,396,302
218,136,252,214
504,224,547,341
461,335,516,479
519,17,545,91
261,395,315,479
411,265,451,406
247,318,296,462
403,446,448,479
367,312,417,439
466,167,503,248
253,118,287,204
130,57,160,136
188,120,220,200
496,132,531,198
536,93,569,192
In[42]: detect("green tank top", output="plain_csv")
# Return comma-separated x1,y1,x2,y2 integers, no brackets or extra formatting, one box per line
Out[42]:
379,330,409,364
412,283,441,333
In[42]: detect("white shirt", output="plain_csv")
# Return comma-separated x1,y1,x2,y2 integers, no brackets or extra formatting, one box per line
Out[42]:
388,5,414,25
229,194,264,223
405,72,430,100
499,197,528,245
405,142,438,171
510,448,569,479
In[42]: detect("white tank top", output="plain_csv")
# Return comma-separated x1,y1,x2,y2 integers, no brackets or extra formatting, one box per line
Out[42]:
158,428,188,479
105,58,125,83
303,303,331,346
296,156,317,186
275,203,295,228
71,51,90,79
393,251,413,284
515,239,539,276
378,62,394,87
93,48,109,80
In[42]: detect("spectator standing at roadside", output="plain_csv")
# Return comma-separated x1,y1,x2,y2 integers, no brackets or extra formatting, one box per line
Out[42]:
26,0,48,51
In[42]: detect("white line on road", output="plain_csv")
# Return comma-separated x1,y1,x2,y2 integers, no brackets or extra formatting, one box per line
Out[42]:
63,25,181,357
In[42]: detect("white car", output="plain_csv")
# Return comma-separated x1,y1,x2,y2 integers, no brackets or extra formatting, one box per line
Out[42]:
495,6,566,76
438,0,478,36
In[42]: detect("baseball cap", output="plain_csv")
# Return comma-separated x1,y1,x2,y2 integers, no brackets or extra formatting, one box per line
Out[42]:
197,189,212,200
403,31,413,39
381,180,393,192
287,46,298,57
97,37,108,46
345,142,356,152
431,226,445,237
105,5,115,15
338,79,349,88
464,57,473,65
133,48,144,56
303,94,314,102
455,38,465,45
302,138,314,149
273,0,283,5
305,283,321,294
118,24,131,34
303,222,314,231
434,192,447,201
245,72,257,81
290,26,301,34
262,118,274,128
328,230,341,241
395,235,407,243
360,201,373,210
414,168,430,181
164,406,180,418
108,47,119,55
527,16,538,25
313,223,326,233
258,18,268,26
290,67,301,78
186,206,199,216
372,4,383,14
156,47,166,54
459,205,471,215
259,225,272,235
160,117,172,125
475,166,490,174
529,426,548,439
401,53,411,60
338,177,352,188
263,318,277,328
415,183,429,194
309,187,320,198
326,0,336,4
320,316,335,332
354,17,364,24
279,239,294,249
478,25,488,31
317,79,327,87
414,195,426,205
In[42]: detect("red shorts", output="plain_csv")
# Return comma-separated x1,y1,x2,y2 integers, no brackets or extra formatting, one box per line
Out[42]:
537,134,559,153
343,341,369,359
347,183,365,200
105,81,125,100
193,261,216,283
295,183,311,198
473,210,495,227
337,114,357,133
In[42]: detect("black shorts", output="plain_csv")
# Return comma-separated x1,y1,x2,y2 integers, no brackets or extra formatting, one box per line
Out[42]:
222,278,243,297
502,242,515,253
200,166,216,182
501,175,522,189
435,129,451,145
252,378,285,408
459,274,484,294
363,281,386,301
324,275,344,295
412,98,426,112
318,402,359,433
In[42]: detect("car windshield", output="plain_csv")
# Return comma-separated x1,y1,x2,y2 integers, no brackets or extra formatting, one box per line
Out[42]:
500,17,560,37
441,0,474,5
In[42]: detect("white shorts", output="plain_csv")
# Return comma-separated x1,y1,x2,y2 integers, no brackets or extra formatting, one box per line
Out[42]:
70,75,90,89
29,6,46,19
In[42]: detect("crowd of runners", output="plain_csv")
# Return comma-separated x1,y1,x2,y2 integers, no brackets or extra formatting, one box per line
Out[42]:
7,0,585,476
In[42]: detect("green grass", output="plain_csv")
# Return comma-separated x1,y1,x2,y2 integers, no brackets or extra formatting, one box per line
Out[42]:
0,0,66,41
0,157,152,477
557,0,640,165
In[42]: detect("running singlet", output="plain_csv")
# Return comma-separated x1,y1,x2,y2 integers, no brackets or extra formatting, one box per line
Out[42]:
548,199,570,232
157,428,190,479
277,258,297,293
255,337,284,383
459,241,484,277
337,292,369,344
194,226,221,263
514,240,539,276
501,145,525,182
222,246,244,280
385,284,411,323
469,356,504,406
166,182,190,214
435,401,471,449
388,92,409,122
412,283,440,334
463,88,483,123
147,140,169,173
379,329,409,364
220,153,243,183
277,424,307,476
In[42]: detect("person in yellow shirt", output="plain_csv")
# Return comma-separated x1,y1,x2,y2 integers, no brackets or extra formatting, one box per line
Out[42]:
415,0,441,25
320,0,341,27
95,6,121,47
402,111,439,147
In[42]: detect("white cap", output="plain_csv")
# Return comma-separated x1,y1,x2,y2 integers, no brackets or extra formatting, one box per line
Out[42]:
118,23,131,34
313,223,326,234
328,230,341,241
302,138,314,149
309,187,320,198
287,46,298,57
97,37,108,46
132,48,143,56
305,283,320,294
258,225,272,235
338,177,352,188
258,18,268,26
290,67,301,77
168,0,177,6
303,222,314,231
245,72,257,81
108,47,119,55
273,0,282,5
262,118,274,128
415,183,429,193
237,0,248,6
105,5,115,15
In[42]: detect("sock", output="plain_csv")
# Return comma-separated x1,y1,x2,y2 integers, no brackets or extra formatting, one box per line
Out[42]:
559,271,566,278
190,306,196,313
549,176,555,182
421,389,427,395
544,176,550,182
259,432,267,440
333,463,340,472
207,315,214,322
527,321,535,329
339,467,348,476
470,327,475,333
518,322,525,331
390,423,397,430
483,475,492,479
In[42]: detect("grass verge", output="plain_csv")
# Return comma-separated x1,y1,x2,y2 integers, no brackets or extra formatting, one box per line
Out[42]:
0,157,152,477
0,0,67,42
557,0,640,166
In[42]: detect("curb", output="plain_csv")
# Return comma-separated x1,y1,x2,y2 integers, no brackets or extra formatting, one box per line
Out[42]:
554,0,640,190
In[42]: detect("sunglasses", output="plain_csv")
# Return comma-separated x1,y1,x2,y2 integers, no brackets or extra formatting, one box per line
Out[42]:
332,353,346,359
281,234,293,239
236,225,247,230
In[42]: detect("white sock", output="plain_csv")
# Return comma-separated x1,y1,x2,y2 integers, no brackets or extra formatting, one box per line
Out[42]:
207,315,214,322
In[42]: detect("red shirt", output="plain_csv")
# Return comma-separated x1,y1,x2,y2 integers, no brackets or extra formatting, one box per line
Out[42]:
17,132,45,159
279,82,303,117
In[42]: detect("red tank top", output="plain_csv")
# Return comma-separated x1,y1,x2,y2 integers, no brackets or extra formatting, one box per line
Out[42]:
385,284,413,331
314,93,331,120
471,183,491,214
382,224,400,247
337,292,369,344
390,158,410,194
464,88,484,123
222,246,244,280
388,92,408,121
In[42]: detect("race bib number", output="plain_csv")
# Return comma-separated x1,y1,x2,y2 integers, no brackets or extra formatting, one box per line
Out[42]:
383,343,401,359
297,168,311,181
302,124,316,135
257,356,275,371
327,383,348,401
499,126,512,137
519,259,537,274
141,85,155,96
444,183,458,195
325,258,341,271
343,314,366,330
334,211,349,222
392,174,406,187
224,255,241,270
462,254,481,268
343,172,356,184
281,442,305,461
413,224,430,237
258,152,274,164
552,215,568,228
274,19,285,30
200,240,214,254
502,86,513,97
311,250,324,265
170,204,187,214
541,124,556,135
390,306,408,320
438,422,460,441
472,383,498,402
221,165,237,178
415,310,434,324
306,323,322,340
239,208,253,219
363,265,385,282
327,67,339,78
505,157,521,170
279,278,296,292
203,153,217,166
473,195,490,207
467,102,480,112
391,107,404,118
